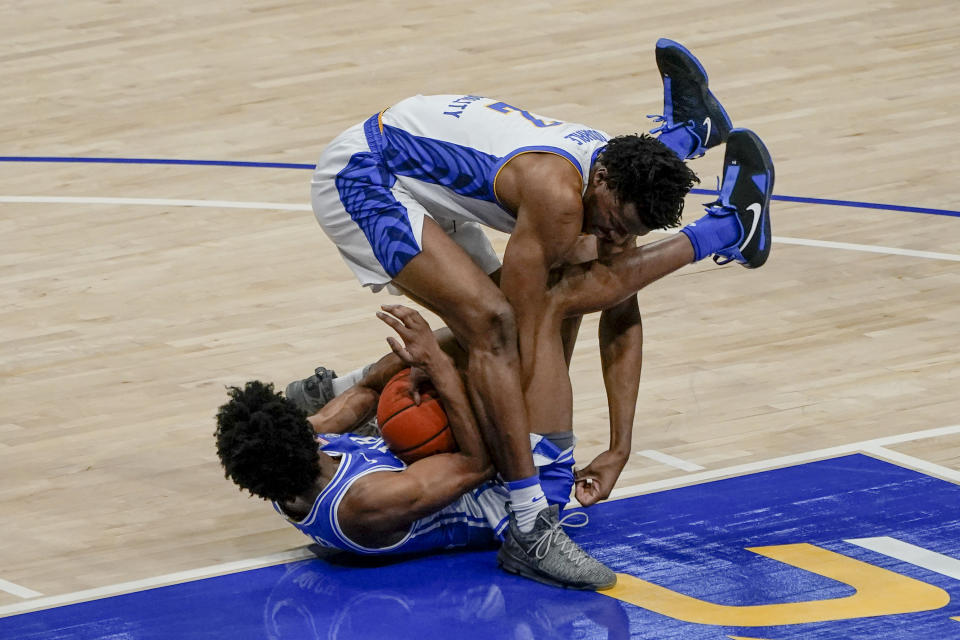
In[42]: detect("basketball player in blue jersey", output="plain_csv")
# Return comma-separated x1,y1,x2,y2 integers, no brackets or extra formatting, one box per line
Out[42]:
302,38,774,588
216,303,616,589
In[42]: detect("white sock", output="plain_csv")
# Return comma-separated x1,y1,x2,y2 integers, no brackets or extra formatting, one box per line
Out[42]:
331,365,371,396
507,477,548,533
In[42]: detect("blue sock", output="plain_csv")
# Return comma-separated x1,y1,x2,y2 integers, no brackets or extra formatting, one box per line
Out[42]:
507,475,548,533
657,125,698,160
680,211,741,261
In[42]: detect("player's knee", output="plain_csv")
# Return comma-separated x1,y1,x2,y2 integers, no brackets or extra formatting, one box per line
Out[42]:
465,301,517,354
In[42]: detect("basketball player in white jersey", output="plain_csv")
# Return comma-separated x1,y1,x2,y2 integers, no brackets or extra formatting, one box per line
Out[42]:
303,39,774,587
218,119,772,586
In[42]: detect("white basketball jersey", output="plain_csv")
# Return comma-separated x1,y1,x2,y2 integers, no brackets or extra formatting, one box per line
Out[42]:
375,94,610,233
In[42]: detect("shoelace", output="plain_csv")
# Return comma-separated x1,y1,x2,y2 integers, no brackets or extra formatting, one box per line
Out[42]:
646,114,709,158
701,177,740,265
646,113,670,135
703,176,734,215
647,113,697,138
528,511,592,567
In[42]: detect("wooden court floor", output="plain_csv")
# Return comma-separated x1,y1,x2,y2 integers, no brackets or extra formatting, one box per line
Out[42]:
1,0,959,610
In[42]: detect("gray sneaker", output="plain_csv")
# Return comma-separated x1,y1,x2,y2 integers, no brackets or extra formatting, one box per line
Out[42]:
353,418,381,439
497,504,617,590
284,366,337,415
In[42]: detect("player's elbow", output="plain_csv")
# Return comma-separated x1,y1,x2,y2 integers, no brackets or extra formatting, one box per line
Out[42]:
478,463,496,483
451,456,496,492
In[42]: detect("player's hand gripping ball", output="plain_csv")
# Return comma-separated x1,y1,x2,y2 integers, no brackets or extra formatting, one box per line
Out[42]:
377,368,456,463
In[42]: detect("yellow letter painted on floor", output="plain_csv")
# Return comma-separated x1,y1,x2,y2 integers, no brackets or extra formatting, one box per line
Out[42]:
600,543,949,626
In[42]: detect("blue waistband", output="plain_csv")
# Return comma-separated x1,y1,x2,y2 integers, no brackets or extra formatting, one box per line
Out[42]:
363,113,385,161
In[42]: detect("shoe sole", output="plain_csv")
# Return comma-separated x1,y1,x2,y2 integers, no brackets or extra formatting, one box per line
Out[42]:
497,550,617,591
284,368,336,414
655,38,732,145
283,380,313,413
725,128,775,268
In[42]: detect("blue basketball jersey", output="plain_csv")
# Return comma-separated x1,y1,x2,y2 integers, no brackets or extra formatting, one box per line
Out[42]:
273,434,498,555
273,433,575,555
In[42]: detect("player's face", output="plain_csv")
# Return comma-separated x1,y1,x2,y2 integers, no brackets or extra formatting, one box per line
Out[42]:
583,174,649,244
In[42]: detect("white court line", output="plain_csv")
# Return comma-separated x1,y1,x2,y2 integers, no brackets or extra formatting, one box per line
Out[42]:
845,537,960,581
1,195,959,262
636,449,705,472
650,228,960,262
0,548,313,618
608,423,960,500
0,579,42,600
0,195,311,211
772,236,960,262
862,445,960,484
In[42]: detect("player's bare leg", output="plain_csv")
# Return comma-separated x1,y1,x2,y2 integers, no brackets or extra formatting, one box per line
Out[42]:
554,234,695,317
393,219,616,590
557,128,775,317
493,250,619,589
391,218,536,482
560,316,583,367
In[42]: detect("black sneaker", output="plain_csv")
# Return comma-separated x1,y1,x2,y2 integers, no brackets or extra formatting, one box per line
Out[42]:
649,38,732,158
708,128,775,268
497,505,617,591
284,366,337,415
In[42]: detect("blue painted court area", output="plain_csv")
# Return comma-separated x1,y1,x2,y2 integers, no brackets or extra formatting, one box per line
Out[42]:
3,454,960,639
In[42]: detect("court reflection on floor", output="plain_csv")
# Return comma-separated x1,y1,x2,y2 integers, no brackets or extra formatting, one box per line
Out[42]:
263,553,630,640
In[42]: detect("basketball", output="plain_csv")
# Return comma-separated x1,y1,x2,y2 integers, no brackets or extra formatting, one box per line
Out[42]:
377,368,456,463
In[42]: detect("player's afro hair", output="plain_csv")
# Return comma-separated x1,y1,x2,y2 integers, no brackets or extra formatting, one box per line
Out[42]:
598,134,700,230
214,380,318,503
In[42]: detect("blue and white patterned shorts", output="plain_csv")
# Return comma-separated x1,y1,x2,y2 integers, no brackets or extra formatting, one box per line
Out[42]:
310,116,501,293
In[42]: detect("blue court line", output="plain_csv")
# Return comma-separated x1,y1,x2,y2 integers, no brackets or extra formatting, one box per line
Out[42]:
2,156,959,219
688,187,960,218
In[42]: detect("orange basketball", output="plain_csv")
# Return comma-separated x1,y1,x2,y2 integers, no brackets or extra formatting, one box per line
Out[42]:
377,368,456,463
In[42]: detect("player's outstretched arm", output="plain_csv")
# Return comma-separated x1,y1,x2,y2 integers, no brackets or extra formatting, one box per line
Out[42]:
495,154,584,378
575,295,642,506
376,305,490,471
339,306,495,541
578,239,644,506
544,238,652,506
305,385,379,435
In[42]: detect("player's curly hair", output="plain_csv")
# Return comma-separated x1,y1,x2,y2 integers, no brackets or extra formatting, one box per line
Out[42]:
214,380,318,503
598,134,700,230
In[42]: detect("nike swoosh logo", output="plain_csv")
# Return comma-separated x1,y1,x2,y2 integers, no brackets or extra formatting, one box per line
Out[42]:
703,117,712,144
740,203,763,249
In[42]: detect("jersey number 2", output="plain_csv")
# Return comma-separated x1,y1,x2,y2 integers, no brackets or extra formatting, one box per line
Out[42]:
486,102,562,128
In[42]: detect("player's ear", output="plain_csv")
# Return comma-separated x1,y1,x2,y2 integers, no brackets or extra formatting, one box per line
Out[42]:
593,165,607,185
